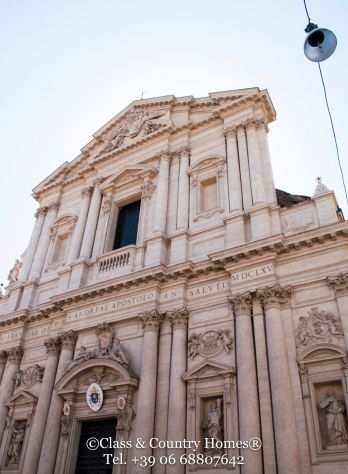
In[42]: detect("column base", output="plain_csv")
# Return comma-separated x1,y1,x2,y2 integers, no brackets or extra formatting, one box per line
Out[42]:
18,280,39,310
144,235,168,267
69,260,89,289
224,212,245,248
169,231,188,264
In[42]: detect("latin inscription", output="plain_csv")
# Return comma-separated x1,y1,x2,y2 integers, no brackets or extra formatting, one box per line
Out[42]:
231,263,274,283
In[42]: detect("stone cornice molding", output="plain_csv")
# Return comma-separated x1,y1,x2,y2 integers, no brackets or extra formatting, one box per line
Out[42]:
327,273,348,296
224,119,266,137
230,292,252,316
257,285,292,309
138,309,163,331
7,346,23,364
44,337,61,354
167,307,189,328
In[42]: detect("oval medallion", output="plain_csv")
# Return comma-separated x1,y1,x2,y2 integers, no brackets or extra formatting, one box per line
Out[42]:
86,383,103,412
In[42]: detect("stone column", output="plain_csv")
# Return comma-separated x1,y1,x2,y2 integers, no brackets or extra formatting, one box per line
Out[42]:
245,122,266,205
252,296,277,474
236,126,253,209
0,347,23,445
23,337,61,474
0,351,7,386
232,294,262,474
259,285,301,474
177,149,190,230
19,207,47,281
153,317,172,474
37,331,76,474
327,274,348,349
152,153,170,234
80,179,103,259
166,308,188,474
168,154,180,234
29,202,59,280
225,129,243,212
67,187,93,263
256,122,277,205
92,193,113,258
131,310,162,473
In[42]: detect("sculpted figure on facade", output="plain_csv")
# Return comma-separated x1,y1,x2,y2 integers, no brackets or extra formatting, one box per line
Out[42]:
202,397,224,454
7,421,26,465
7,259,22,286
319,395,348,448
295,307,344,349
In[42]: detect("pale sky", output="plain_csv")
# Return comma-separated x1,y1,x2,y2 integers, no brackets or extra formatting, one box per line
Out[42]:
1,0,347,286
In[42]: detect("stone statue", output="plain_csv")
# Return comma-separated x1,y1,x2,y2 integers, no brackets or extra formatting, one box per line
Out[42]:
7,422,25,465
111,337,129,367
320,395,348,447
218,329,233,353
202,398,223,454
7,259,22,286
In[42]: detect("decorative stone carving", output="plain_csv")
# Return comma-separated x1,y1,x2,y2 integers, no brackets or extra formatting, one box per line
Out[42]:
44,337,61,354
60,330,77,350
319,395,348,448
139,309,163,331
102,194,113,215
15,364,44,389
257,285,292,307
69,323,128,368
7,420,26,465
167,307,189,328
7,347,23,364
230,292,252,315
61,415,71,437
7,259,22,286
295,307,344,349
202,397,224,455
313,177,330,196
327,273,348,296
117,404,135,432
188,329,233,359
104,109,166,152
141,178,156,199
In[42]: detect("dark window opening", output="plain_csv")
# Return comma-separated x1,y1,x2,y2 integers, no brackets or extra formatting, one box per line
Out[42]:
113,200,141,250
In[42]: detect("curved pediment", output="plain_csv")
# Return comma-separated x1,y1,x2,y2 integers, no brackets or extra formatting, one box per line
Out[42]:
298,343,346,364
55,358,138,395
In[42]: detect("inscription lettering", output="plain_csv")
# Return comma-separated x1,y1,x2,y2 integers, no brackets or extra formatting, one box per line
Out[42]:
231,264,274,283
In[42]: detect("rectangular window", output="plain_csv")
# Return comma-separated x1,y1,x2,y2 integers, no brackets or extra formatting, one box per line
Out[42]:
113,200,141,250
200,178,217,212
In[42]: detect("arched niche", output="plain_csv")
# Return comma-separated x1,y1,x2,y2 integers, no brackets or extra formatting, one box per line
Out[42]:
298,344,348,464
54,357,138,474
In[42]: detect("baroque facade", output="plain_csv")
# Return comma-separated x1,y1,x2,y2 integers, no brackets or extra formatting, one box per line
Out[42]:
0,88,348,474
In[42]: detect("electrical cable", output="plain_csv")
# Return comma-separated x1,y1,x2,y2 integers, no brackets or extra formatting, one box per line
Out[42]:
303,0,348,205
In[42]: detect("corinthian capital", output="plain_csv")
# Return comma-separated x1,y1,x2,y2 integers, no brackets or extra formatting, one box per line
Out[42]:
44,337,61,354
167,307,189,328
257,285,292,308
60,330,77,350
7,347,23,364
34,206,48,218
139,309,163,332
327,273,348,296
230,292,252,316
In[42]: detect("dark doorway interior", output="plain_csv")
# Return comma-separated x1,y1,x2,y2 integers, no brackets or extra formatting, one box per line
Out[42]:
75,418,115,474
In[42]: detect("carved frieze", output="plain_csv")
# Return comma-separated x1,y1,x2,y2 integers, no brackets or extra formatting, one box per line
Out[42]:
188,329,233,360
295,307,344,349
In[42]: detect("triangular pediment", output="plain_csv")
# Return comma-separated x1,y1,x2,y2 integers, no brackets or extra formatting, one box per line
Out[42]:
7,390,37,407
183,361,235,381
33,89,275,197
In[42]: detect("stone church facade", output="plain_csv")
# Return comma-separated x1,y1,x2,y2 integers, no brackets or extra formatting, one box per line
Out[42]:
0,88,348,474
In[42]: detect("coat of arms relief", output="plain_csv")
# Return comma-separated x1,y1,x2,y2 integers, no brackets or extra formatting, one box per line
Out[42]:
103,108,170,153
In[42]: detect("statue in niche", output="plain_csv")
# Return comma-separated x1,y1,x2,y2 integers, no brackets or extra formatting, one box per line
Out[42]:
7,421,26,465
202,397,224,454
319,395,348,448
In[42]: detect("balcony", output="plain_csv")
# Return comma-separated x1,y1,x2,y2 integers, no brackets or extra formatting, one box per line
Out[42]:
96,245,136,280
